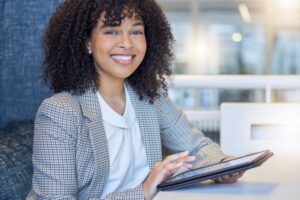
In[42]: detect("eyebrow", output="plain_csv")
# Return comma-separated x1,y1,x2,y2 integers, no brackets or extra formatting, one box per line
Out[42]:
100,22,144,29
132,22,144,27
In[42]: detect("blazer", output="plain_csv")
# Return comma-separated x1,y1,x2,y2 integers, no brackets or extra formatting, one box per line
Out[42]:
27,84,226,200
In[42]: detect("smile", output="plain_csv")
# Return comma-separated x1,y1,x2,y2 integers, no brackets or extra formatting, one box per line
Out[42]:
111,55,135,65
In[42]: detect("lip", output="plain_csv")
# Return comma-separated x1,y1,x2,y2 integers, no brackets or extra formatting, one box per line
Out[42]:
111,54,136,65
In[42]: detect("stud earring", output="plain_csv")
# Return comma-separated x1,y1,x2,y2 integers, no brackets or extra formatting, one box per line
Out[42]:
88,49,92,54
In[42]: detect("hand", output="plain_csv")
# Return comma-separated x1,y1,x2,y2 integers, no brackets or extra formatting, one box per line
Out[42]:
215,171,245,184
143,151,195,200
215,156,245,184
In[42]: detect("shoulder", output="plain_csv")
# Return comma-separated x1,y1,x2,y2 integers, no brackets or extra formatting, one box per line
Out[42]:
152,89,184,123
42,92,79,108
153,90,178,110
37,92,82,124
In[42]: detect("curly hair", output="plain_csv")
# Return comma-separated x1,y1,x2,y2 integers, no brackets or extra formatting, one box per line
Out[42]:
43,0,174,102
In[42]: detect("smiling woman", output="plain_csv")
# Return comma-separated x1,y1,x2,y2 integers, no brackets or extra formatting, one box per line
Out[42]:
27,0,242,200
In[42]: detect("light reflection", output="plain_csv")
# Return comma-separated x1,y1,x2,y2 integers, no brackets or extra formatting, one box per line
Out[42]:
232,33,242,42
238,3,252,23
276,0,299,9
186,31,220,74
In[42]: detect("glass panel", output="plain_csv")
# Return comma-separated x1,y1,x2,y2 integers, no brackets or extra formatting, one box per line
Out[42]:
273,89,300,102
272,0,300,74
273,31,300,74
169,88,265,110
162,1,266,75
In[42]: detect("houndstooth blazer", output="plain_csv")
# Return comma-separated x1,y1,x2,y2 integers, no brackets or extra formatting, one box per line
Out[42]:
27,83,226,200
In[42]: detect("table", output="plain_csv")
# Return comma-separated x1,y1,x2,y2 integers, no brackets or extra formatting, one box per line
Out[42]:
154,155,300,200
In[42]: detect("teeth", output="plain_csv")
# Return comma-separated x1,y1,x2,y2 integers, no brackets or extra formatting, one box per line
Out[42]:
112,55,132,61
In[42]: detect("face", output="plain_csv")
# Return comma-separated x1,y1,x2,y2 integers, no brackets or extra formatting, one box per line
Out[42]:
87,13,147,83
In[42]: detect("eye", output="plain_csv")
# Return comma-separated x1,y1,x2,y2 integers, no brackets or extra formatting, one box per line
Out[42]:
104,31,118,35
132,30,144,35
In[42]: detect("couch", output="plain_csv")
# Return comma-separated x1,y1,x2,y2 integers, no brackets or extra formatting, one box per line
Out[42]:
0,120,34,200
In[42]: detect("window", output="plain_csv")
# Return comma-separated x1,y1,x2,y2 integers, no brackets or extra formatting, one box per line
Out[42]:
158,0,300,109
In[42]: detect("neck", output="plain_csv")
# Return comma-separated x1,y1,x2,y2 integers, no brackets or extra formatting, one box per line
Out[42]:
97,78,126,115
97,77,125,98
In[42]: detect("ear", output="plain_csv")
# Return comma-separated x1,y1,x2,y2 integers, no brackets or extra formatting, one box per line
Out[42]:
85,39,92,54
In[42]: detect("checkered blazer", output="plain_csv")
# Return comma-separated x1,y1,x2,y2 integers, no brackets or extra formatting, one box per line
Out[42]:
27,84,226,200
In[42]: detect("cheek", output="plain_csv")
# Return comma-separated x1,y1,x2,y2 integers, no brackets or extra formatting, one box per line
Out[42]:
94,42,110,54
142,43,147,54
139,39,147,56
133,36,146,51
91,36,112,52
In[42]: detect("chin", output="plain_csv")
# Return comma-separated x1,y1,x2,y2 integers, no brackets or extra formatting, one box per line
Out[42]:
115,68,139,78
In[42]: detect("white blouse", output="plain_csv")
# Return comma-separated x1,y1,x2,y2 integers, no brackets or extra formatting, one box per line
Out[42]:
96,85,150,198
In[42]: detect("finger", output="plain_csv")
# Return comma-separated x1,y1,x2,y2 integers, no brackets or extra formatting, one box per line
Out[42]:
215,177,224,183
163,151,189,163
162,162,184,176
161,161,193,175
216,172,243,184
229,172,240,179
239,171,246,177
182,163,193,169
228,177,239,183
225,174,240,184
151,162,183,185
174,166,190,175
220,175,231,183
176,155,196,163
162,162,194,177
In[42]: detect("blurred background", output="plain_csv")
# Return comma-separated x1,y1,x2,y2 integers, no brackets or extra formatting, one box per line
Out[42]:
156,0,300,111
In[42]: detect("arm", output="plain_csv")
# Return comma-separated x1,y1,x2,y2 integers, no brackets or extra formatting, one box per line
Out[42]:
28,96,146,200
154,92,244,184
100,186,144,200
155,92,227,167
29,97,79,199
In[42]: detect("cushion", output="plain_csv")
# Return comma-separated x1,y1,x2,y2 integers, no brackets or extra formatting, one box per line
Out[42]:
0,120,34,200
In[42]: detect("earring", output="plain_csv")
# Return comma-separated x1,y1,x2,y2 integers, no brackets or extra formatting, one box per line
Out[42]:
88,49,92,54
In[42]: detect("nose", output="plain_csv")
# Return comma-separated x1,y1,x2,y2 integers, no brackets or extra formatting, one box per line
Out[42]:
118,34,133,49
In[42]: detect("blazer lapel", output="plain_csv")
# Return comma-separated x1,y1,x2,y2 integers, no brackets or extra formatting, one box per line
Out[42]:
126,84,162,169
77,88,109,197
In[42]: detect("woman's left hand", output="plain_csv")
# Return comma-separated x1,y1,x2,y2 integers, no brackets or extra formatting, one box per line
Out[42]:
215,171,245,184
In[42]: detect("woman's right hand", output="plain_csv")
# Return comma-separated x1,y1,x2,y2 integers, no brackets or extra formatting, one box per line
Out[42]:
142,151,195,200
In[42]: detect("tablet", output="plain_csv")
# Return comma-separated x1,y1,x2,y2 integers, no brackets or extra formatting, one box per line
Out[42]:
158,150,273,191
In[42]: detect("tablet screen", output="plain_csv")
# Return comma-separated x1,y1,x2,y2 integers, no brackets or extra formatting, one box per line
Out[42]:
165,151,267,183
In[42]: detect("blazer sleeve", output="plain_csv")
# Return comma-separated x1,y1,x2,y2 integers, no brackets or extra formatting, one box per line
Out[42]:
28,97,79,199
155,92,227,168
100,185,144,200
28,97,146,200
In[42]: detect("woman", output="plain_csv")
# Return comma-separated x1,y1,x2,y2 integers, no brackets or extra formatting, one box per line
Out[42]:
27,0,243,199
